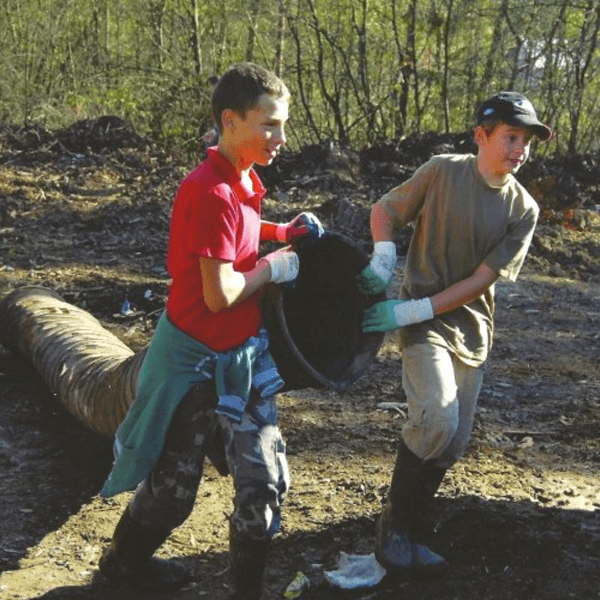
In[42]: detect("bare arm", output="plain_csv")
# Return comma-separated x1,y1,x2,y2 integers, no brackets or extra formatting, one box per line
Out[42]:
370,201,395,242
430,263,499,316
200,257,271,312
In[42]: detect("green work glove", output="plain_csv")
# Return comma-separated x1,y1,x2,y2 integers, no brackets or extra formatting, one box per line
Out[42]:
362,298,434,333
357,241,397,295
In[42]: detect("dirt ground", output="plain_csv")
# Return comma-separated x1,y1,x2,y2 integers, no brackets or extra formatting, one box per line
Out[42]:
0,119,599,600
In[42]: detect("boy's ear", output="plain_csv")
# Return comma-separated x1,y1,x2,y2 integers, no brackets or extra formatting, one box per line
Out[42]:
221,108,240,131
474,125,487,146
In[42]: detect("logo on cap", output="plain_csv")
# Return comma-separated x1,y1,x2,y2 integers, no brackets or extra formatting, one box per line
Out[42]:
515,98,535,114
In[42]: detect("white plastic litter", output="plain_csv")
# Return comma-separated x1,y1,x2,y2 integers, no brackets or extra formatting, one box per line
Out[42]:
324,552,387,589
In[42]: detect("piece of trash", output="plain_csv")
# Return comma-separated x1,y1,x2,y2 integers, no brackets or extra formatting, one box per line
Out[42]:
284,571,310,599
377,401,407,414
324,552,386,590
120,299,134,316
144,289,153,299
516,436,534,450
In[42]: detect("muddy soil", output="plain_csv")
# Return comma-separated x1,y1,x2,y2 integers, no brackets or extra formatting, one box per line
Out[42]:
0,120,599,600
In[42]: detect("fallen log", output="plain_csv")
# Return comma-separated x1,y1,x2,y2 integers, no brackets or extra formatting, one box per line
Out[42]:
0,235,384,439
0,286,145,437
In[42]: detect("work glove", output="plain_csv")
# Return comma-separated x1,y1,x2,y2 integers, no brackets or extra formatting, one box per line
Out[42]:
278,212,325,243
263,247,300,284
362,298,434,333
357,241,397,295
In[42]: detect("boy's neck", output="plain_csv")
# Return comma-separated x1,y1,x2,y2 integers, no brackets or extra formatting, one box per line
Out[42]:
476,155,511,188
217,143,253,187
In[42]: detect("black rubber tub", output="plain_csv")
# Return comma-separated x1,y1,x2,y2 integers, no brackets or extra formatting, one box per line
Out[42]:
261,232,386,391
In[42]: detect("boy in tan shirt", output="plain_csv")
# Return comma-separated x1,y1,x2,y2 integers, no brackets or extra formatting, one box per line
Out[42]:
359,91,552,573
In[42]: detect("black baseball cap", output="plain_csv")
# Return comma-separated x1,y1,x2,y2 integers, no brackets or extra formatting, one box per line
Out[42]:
476,91,552,141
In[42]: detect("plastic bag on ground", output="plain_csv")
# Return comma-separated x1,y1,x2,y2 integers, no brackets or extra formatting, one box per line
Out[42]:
324,552,387,589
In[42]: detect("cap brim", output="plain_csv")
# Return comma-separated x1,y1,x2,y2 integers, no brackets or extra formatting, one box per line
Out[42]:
506,115,552,141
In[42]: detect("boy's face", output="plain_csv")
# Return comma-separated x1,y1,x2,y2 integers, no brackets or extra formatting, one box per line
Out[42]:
477,123,533,177
226,93,288,169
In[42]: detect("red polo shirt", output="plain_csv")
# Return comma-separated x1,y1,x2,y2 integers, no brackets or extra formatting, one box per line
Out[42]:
166,148,265,352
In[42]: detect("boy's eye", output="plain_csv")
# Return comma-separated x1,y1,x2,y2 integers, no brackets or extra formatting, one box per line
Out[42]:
507,133,528,145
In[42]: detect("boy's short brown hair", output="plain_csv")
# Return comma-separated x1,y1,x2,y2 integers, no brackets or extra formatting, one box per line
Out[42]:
212,63,290,132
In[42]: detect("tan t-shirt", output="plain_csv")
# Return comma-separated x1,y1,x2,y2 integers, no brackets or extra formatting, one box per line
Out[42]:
380,154,538,366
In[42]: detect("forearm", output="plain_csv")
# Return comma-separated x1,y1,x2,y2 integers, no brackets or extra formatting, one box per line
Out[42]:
430,263,499,316
370,201,395,242
202,258,271,312
230,260,272,306
363,263,499,333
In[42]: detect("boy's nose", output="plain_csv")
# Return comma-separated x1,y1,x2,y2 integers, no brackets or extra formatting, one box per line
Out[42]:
274,126,286,146
512,140,526,158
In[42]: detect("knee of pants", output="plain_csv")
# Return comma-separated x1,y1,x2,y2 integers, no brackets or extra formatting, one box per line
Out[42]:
129,475,198,532
230,482,286,540
403,403,460,462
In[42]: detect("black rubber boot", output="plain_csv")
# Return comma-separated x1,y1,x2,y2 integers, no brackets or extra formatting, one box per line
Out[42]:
422,462,447,499
98,508,192,591
413,461,448,537
375,440,447,574
229,523,270,600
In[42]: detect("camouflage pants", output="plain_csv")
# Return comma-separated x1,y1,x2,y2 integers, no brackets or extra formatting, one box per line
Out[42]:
128,379,289,540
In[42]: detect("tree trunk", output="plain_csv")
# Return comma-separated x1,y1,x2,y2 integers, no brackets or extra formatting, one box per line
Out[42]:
0,286,146,438
190,0,203,79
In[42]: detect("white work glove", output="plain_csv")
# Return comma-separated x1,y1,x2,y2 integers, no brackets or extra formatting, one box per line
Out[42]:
357,241,397,295
362,298,434,333
263,247,300,284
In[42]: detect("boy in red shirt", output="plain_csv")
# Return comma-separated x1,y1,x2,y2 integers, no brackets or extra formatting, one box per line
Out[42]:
98,63,321,600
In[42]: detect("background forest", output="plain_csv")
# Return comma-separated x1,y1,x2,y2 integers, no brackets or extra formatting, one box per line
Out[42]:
1,0,599,156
